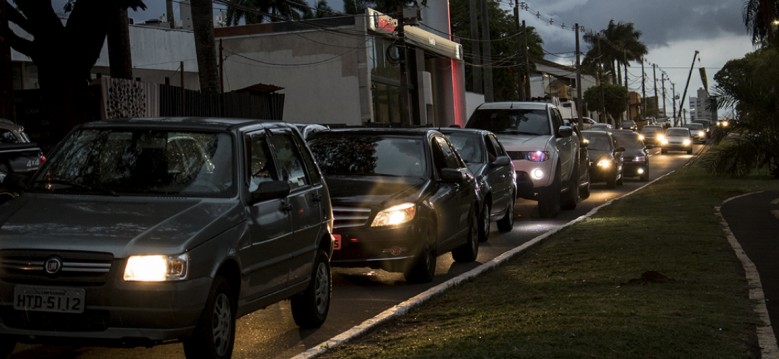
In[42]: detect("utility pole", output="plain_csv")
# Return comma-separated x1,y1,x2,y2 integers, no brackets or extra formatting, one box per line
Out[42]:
522,20,530,100
468,0,482,94
598,36,605,124
623,50,629,121
397,6,411,126
641,58,646,119
575,23,583,128
678,50,699,127
479,0,493,102
514,0,522,100
672,82,677,122
661,73,667,118
652,64,658,117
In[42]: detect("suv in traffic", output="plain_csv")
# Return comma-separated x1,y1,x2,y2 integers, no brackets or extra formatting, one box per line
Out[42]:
466,102,590,218
0,118,334,358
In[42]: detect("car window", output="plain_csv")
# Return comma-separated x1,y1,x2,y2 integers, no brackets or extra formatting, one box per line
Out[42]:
269,130,309,191
612,133,643,148
445,133,483,164
468,109,551,135
485,134,503,162
584,133,612,151
245,131,278,192
550,108,564,134
309,134,426,178
0,129,19,143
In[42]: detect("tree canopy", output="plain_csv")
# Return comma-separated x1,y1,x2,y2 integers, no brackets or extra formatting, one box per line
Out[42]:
584,83,627,123
581,20,647,84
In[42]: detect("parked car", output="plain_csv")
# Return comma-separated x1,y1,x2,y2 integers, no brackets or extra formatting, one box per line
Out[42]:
439,127,517,242
661,127,694,154
582,130,624,188
0,119,46,184
0,118,334,358
619,119,638,131
639,125,666,149
610,129,650,181
308,128,480,283
466,101,590,218
684,122,707,143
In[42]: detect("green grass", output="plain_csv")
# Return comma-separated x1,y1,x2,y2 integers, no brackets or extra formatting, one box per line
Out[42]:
319,158,779,358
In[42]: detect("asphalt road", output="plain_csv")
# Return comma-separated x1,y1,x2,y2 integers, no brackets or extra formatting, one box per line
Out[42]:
9,144,701,359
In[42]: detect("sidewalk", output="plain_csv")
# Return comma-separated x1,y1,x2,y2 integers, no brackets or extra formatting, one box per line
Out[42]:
720,190,779,357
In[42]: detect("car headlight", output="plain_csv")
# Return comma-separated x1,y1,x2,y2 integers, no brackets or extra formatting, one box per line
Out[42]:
656,134,666,143
596,159,612,168
526,150,549,162
683,138,692,146
633,155,647,162
371,203,416,227
638,134,645,141
124,253,189,282
697,130,705,137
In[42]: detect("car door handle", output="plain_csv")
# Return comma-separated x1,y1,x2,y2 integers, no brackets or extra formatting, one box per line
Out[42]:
280,201,293,212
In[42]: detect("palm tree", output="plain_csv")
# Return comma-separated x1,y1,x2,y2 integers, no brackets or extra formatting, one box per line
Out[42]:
225,0,313,25
582,20,647,85
743,0,779,47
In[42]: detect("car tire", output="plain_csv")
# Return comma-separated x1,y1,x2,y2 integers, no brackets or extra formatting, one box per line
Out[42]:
538,166,561,219
561,163,579,210
405,229,437,283
579,168,591,199
477,201,491,242
0,335,16,358
496,194,514,232
452,207,479,262
291,249,331,329
183,275,236,359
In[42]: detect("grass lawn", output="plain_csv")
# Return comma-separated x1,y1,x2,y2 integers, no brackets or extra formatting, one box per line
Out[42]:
318,158,779,358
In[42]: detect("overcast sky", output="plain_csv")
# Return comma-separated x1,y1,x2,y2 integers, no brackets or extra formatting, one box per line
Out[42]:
126,0,757,118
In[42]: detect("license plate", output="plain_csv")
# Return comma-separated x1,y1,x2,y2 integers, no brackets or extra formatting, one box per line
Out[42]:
333,234,342,250
14,285,85,313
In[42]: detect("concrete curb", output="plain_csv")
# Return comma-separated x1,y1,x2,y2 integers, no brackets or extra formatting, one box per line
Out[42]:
717,192,779,358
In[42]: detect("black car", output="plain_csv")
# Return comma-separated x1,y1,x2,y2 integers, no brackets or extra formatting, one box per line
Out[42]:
639,125,665,148
439,127,517,242
582,130,624,188
308,128,480,283
610,129,650,181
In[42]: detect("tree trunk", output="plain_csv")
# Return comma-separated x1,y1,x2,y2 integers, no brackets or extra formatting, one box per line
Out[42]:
1,0,14,119
190,0,220,94
108,7,133,80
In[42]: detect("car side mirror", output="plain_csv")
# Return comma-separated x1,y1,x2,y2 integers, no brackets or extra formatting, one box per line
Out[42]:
249,180,290,204
439,168,466,183
490,155,511,167
558,126,573,137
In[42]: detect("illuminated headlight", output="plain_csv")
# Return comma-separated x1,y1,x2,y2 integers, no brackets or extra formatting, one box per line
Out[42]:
637,168,645,175
596,159,612,169
634,156,647,162
530,168,545,180
371,203,416,227
638,134,645,141
697,130,705,138
657,134,666,143
683,138,692,146
124,254,189,282
526,151,549,162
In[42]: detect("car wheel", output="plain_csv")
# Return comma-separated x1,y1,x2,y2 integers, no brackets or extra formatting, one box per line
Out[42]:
477,201,491,242
291,249,331,328
561,162,579,210
579,167,591,199
0,335,16,358
405,229,437,283
452,207,479,262
183,275,235,359
538,164,561,218
496,194,514,232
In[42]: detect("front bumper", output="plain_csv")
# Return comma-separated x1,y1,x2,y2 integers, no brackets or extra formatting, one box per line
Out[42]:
331,222,428,273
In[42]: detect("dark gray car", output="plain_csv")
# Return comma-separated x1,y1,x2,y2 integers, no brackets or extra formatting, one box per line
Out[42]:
0,118,334,358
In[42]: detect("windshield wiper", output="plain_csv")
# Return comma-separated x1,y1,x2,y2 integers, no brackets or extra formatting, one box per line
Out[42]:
31,179,118,196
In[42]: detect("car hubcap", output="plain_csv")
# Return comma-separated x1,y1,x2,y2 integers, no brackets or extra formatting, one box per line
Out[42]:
314,262,329,314
211,293,232,356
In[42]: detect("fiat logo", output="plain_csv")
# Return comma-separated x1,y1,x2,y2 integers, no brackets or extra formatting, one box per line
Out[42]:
44,257,63,274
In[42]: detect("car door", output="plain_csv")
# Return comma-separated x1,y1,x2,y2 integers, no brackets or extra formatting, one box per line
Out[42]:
551,107,575,181
268,128,324,284
483,133,514,217
241,129,293,300
431,135,473,250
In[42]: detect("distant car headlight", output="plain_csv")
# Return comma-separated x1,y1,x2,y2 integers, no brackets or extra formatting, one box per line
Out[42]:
638,134,645,141
656,134,666,143
596,159,612,169
683,138,692,146
526,151,549,162
697,130,705,138
124,254,189,282
371,203,416,227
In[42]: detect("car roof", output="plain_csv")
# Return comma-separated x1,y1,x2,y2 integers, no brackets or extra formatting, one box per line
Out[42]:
474,101,551,111
436,127,493,136
310,127,440,138
81,117,293,132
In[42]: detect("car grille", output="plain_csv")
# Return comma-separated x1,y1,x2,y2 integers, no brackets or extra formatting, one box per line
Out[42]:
0,250,113,285
332,206,372,229
506,151,526,161
0,307,110,332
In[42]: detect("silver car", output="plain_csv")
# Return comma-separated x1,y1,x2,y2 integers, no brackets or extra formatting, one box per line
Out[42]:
0,118,334,358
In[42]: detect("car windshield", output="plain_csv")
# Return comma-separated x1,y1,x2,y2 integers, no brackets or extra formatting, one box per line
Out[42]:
309,135,427,177
641,126,661,134
612,132,644,149
29,128,233,197
444,133,484,164
467,109,551,135
667,128,689,136
583,133,612,151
